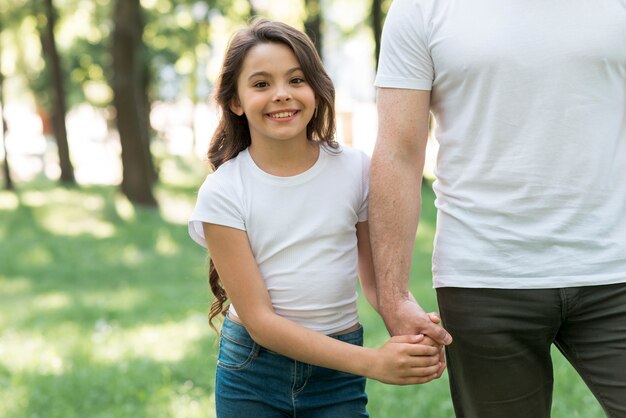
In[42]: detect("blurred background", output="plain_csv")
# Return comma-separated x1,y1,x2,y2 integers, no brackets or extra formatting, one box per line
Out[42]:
0,0,395,195
0,0,604,417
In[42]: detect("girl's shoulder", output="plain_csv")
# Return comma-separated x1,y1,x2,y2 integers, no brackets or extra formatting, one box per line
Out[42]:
198,150,249,195
206,150,249,180
321,143,370,164
322,145,370,172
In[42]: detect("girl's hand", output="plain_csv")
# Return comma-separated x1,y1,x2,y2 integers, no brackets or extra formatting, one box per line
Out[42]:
368,335,442,385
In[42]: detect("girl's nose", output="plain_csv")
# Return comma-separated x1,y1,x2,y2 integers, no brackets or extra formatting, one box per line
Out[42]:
273,84,292,102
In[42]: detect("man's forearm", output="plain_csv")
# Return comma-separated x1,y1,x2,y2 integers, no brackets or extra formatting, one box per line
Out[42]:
369,143,424,314
369,88,430,314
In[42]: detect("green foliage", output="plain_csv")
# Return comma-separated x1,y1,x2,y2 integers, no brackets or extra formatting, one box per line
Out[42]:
0,163,606,417
1,0,245,109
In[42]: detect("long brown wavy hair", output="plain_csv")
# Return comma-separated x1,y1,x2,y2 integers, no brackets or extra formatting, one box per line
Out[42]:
207,18,338,331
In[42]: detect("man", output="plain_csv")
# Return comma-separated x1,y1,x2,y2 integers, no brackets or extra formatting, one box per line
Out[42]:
369,0,626,417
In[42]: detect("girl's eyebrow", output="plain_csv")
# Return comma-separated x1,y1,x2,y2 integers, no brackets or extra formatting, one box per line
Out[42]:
247,67,303,81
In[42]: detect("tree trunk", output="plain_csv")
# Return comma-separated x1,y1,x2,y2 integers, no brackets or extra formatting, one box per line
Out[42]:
304,0,323,59
40,0,76,184
0,36,14,191
112,0,157,206
371,0,383,69
248,0,258,17
138,14,158,185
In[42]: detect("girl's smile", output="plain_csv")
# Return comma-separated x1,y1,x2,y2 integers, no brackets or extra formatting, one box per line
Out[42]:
266,109,299,120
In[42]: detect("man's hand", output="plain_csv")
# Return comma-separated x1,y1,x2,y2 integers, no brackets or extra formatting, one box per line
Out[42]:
424,311,448,378
380,297,452,346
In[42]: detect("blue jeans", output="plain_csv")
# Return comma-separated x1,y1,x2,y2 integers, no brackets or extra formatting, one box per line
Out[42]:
215,315,369,417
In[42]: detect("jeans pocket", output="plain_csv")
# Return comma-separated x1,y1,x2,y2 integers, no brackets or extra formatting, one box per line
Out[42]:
217,333,260,371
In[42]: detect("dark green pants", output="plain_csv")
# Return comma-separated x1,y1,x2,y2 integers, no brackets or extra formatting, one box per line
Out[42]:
437,283,626,418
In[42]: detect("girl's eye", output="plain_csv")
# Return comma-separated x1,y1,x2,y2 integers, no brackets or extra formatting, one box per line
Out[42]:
253,81,268,88
291,77,305,84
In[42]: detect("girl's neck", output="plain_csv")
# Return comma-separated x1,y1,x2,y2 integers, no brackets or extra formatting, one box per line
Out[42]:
248,140,320,177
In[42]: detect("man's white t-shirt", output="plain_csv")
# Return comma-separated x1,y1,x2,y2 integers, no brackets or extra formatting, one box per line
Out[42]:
375,0,626,288
189,145,370,334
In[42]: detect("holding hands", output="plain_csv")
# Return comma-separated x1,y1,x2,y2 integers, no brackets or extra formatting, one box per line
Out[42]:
368,333,442,385
369,295,451,385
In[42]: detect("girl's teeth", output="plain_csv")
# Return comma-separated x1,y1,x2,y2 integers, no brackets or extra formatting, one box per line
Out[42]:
271,112,294,118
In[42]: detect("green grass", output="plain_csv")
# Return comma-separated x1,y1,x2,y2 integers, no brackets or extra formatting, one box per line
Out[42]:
0,158,605,417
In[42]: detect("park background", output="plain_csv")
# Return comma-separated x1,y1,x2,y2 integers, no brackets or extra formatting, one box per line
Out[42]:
0,0,606,416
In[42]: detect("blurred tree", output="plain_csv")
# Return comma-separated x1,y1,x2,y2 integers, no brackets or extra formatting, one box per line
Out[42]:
144,0,216,148
372,0,392,68
37,0,76,184
304,0,322,58
187,1,212,149
0,19,14,191
371,0,382,68
248,0,258,17
112,0,157,206
62,0,113,108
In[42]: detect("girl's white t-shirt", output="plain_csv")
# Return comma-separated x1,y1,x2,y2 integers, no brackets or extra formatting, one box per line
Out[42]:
375,0,626,288
189,146,370,335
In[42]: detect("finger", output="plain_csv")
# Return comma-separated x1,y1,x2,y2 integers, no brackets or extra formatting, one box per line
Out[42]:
403,363,441,378
407,355,441,369
402,343,439,356
424,322,453,345
436,346,447,377
427,312,441,324
435,361,447,378
396,353,440,370
389,334,425,344
420,335,439,347
395,375,437,385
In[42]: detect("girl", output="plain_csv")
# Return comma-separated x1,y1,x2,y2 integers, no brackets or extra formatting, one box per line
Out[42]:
188,19,444,417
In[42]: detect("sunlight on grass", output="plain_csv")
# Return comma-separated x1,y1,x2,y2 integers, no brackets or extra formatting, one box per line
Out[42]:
20,190,48,207
0,385,27,418
80,288,147,311
120,245,146,266
158,191,196,225
114,194,136,221
91,314,209,364
32,292,72,311
0,168,219,417
0,277,33,329
161,383,216,418
0,330,68,375
21,188,116,238
0,276,33,295
155,229,180,256
39,208,116,238
0,191,18,210
24,246,54,266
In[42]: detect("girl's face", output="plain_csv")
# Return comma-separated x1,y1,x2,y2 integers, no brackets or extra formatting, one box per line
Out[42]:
230,42,317,148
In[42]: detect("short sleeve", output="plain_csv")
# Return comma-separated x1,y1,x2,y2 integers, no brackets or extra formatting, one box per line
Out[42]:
188,171,246,248
357,151,370,222
374,0,434,91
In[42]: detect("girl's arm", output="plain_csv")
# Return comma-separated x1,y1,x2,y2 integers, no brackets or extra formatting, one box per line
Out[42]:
356,221,379,312
203,222,441,385
357,221,437,315
357,220,447,379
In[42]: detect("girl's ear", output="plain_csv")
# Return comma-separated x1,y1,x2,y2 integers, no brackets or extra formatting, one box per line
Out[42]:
230,97,244,116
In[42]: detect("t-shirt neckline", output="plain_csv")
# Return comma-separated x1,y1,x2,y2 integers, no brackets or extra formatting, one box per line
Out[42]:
241,145,328,186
